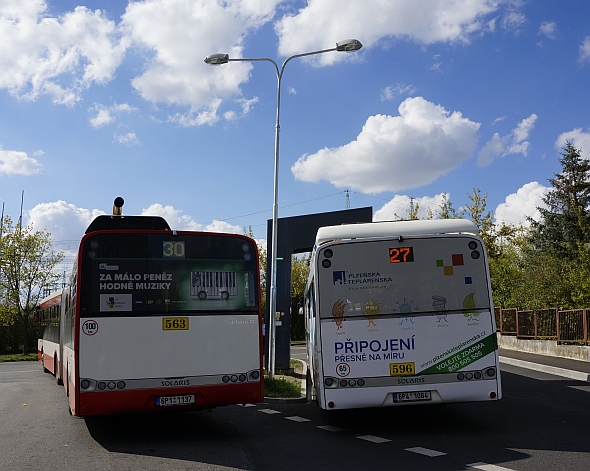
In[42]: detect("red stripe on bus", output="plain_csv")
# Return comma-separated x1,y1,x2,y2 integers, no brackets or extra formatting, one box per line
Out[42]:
77,383,263,416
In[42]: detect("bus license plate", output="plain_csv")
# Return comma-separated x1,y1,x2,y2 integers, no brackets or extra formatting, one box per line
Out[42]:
393,391,431,403
156,395,195,407
389,362,415,376
162,317,189,330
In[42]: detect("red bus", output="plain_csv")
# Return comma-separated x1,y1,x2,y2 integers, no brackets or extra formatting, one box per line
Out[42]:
37,289,63,381
39,206,263,416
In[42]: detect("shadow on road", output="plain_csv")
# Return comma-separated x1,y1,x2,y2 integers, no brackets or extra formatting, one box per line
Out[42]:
85,409,251,468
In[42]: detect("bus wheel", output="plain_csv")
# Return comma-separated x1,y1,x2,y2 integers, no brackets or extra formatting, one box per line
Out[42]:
55,357,63,385
198,291,207,300
220,291,229,300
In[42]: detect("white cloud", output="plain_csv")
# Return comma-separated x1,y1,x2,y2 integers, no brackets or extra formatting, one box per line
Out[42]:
555,128,590,159
380,83,416,101
275,0,512,65
580,36,590,64
141,203,243,234
0,0,127,105
89,102,137,128
538,21,557,39
224,97,259,121
203,220,244,234
374,193,447,221
477,114,537,166
27,200,105,243
494,182,548,227
168,100,222,127
291,96,480,193
501,11,526,31
0,148,41,175
113,132,141,146
120,0,279,124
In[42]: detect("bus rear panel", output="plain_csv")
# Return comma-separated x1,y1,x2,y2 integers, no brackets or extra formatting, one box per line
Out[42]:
309,225,501,410
68,231,263,416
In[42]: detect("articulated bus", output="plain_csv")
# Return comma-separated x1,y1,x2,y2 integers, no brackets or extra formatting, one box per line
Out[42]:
305,219,502,410
38,203,263,416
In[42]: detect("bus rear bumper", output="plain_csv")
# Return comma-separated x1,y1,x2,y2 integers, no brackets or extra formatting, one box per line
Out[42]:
321,379,501,410
77,383,263,416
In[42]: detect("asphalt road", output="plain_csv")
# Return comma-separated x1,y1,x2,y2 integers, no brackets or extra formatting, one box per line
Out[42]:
1,355,589,470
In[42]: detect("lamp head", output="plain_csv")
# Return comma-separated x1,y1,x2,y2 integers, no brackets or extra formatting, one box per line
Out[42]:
336,39,363,52
204,53,229,65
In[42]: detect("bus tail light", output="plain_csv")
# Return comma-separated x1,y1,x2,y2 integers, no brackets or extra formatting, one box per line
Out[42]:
489,391,497,399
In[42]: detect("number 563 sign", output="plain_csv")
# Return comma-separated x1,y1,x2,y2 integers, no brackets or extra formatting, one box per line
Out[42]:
162,317,189,331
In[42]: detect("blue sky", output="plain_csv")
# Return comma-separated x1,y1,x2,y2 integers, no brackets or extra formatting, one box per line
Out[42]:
1,0,590,270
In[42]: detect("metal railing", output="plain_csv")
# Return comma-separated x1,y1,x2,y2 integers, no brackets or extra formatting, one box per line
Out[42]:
495,307,589,345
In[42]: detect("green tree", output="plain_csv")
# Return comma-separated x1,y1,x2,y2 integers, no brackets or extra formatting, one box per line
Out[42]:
290,253,310,340
0,217,64,354
439,193,460,219
244,226,266,313
530,142,590,258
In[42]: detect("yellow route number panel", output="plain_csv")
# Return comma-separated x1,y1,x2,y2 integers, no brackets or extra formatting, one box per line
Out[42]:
162,317,189,331
389,362,415,376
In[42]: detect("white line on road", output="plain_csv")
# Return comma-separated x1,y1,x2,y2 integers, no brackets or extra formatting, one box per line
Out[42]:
258,409,281,414
316,425,345,432
356,435,391,444
499,356,590,382
467,462,516,471
285,416,310,422
405,447,447,457
0,370,38,374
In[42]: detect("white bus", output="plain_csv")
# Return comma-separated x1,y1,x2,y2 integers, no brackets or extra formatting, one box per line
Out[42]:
38,205,263,416
305,219,502,410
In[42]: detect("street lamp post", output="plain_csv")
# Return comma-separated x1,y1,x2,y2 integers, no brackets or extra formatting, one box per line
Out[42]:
205,39,362,378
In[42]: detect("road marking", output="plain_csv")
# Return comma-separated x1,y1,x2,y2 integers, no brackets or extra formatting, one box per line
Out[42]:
467,462,516,471
356,435,391,443
499,356,590,382
405,447,447,457
316,425,345,432
258,408,281,414
0,370,38,374
285,416,310,422
236,403,256,407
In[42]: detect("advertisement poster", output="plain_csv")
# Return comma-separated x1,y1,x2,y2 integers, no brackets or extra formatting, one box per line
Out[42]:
317,235,496,378
91,259,256,314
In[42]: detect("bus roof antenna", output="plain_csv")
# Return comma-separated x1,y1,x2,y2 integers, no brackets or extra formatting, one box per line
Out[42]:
113,197,124,216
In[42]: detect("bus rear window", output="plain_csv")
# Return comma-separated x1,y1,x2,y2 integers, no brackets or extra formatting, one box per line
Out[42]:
80,233,258,316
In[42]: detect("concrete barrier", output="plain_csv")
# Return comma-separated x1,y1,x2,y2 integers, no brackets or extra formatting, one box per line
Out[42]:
497,333,590,362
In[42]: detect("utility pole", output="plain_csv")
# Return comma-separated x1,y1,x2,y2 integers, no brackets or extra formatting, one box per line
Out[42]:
344,190,350,210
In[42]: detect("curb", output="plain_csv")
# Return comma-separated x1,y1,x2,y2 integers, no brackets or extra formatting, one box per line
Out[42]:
264,359,308,404
499,356,590,382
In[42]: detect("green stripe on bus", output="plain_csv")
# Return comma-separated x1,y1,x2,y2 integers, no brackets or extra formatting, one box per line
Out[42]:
419,333,497,375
